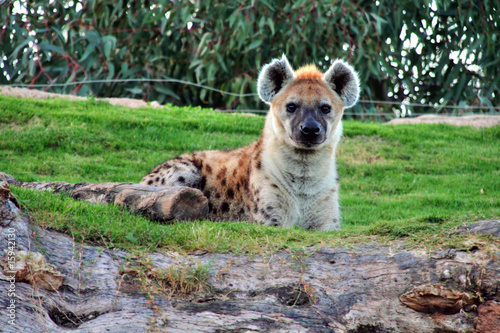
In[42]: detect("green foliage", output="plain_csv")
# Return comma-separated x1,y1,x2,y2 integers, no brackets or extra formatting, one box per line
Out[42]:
1,1,499,117
1,96,499,252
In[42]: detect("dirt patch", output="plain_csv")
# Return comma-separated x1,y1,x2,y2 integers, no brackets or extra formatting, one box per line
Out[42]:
387,114,500,128
0,86,161,108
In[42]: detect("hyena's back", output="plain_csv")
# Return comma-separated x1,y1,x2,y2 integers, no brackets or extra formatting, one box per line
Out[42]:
140,140,262,221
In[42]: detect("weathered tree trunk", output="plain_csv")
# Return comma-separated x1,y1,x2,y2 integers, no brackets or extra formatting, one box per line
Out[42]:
71,183,208,222
0,173,208,223
1,178,499,332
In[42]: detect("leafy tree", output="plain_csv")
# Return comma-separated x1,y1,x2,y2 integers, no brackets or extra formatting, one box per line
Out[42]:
1,0,498,118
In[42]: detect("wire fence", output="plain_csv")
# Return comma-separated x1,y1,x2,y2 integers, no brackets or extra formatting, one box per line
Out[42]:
3,78,500,116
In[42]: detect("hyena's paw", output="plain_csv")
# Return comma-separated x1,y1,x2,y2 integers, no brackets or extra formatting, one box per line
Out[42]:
140,159,201,188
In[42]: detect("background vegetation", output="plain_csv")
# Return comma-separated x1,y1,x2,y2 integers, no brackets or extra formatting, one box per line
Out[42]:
1,0,499,118
1,96,499,252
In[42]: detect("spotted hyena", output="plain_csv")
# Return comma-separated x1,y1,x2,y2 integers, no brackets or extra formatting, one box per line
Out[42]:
141,55,359,231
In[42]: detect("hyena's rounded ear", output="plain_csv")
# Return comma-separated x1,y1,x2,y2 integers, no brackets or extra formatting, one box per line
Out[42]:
323,60,360,108
257,54,295,104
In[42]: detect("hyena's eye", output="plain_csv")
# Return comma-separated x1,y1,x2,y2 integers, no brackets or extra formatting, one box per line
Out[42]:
286,103,298,113
320,105,331,114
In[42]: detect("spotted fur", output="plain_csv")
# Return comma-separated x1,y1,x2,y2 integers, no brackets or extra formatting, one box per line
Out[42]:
141,55,359,230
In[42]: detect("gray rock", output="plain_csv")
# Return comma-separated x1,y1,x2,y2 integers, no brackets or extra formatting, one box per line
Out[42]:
456,219,500,238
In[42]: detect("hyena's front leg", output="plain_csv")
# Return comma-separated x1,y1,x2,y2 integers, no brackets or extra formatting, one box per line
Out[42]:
140,156,202,188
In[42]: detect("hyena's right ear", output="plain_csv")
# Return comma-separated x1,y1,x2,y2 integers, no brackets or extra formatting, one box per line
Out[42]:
257,55,295,104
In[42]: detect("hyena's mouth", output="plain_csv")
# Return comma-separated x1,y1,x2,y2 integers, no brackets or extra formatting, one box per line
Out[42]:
293,137,325,148
301,141,322,148
303,142,316,148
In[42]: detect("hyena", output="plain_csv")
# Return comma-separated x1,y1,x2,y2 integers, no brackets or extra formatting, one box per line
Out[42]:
141,55,359,231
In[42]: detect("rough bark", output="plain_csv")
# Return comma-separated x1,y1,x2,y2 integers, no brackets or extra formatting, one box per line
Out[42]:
0,173,208,223
1,181,500,332
0,250,65,292
71,183,209,222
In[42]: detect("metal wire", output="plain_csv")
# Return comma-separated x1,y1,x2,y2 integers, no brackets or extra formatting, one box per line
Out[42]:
3,78,500,113
3,78,256,97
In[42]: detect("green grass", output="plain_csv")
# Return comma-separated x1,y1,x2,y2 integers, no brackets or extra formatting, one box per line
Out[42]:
1,95,499,253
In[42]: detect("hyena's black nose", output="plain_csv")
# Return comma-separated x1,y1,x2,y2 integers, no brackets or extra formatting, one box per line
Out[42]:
300,119,321,137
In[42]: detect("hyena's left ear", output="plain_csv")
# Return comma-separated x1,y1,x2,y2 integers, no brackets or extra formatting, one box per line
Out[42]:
323,60,360,108
257,55,295,104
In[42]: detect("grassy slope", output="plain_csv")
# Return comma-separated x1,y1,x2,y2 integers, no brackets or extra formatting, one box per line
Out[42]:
1,95,499,253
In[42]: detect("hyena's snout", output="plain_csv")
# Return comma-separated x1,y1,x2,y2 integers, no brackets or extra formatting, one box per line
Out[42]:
295,111,326,147
300,116,321,138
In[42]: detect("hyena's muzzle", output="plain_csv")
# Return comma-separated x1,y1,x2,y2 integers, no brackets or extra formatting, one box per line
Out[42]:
290,106,327,148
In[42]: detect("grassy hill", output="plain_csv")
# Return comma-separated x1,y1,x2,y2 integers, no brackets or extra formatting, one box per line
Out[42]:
1,95,499,253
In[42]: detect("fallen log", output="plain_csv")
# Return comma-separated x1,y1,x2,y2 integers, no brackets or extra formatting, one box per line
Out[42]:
0,172,208,223
71,183,208,222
